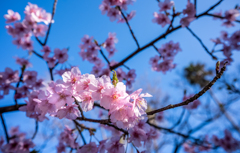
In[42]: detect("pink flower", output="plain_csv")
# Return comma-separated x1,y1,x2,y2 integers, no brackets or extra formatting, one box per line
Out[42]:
41,45,51,58
56,104,80,119
116,68,126,82
224,9,240,22
144,127,159,148
99,2,110,15
91,75,113,101
98,139,108,153
80,35,94,49
180,16,195,27
100,82,128,109
5,25,16,37
77,142,98,153
126,69,136,81
54,48,68,64
4,10,21,23
183,1,196,17
130,88,152,113
129,127,147,147
23,71,38,86
152,12,171,27
46,56,57,68
105,136,124,153
15,57,32,67
149,55,160,67
62,67,81,86
14,22,30,37
23,15,37,29
33,24,48,37
59,126,78,149
158,0,174,12
155,112,164,122
77,91,95,112
107,8,121,22
3,67,19,83
48,84,74,109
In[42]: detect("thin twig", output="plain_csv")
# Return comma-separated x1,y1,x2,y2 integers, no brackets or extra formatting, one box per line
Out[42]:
117,6,140,49
110,0,224,70
206,13,240,23
147,62,227,115
186,27,217,60
73,120,86,145
31,120,39,139
1,115,9,143
14,66,26,106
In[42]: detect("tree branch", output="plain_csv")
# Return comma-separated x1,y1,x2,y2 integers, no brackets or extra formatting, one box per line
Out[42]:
147,62,227,115
31,120,39,139
117,6,140,49
1,114,9,143
186,27,217,60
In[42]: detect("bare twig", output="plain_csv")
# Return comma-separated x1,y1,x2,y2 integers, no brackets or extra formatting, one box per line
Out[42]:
73,120,86,145
206,13,240,23
31,120,39,139
1,115,9,143
186,27,217,60
147,62,227,115
117,6,140,49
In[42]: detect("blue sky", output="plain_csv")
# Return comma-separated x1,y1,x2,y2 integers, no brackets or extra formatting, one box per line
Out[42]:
0,0,240,152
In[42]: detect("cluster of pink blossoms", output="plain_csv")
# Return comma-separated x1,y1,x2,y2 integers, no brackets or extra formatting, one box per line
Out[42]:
152,0,174,27
20,67,151,129
149,41,181,73
213,8,240,27
0,66,43,100
99,0,136,22
152,0,196,28
212,130,240,152
0,127,35,153
41,46,69,68
4,3,51,51
79,33,118,75
180,1,196,27
211,30,240,67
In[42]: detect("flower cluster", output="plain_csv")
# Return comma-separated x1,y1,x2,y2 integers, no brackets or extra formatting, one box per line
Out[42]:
152,0,174,27
129,120,159,148
212,130,240,152
149,41,181,73
20,67,151,129
0,67,43,100
99,0,136,22
180,1,196,27
41,46,69,68
4,3,51,51
211,30,240,66
0,127,35,153
213,9,240,27
183,94,200,110
57,126,79,153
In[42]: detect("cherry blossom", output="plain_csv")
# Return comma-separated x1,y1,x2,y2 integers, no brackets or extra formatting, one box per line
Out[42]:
4,10,21,23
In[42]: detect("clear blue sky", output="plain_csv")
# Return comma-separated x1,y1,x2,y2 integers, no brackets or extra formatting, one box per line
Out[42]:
0,0,240,152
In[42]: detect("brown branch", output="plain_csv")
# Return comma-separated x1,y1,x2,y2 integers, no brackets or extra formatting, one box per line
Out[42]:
1,114,9,143
147,62,227,115
36,0,58,46
32,50,43,59
110,25,182,70
186,27,217,60
0,104,26,114
76,117,110,124
31,120,39,139
110,0,224,70
99,48,110,65
73,120,86,145
206,13,240,23
14,66,26,106
117,6,140,49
